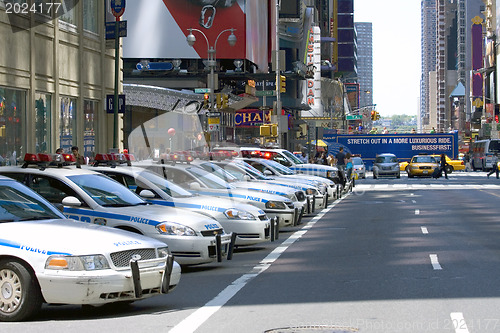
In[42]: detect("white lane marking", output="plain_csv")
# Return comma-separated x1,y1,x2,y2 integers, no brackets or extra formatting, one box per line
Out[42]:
450,312,470,333
429,254,442,270
415,209,420,215
169,194,348,333
412,200,417,204
421,226,428,234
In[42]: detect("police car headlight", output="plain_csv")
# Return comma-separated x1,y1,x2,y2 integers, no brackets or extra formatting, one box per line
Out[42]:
156,222,196,236
265,201,287,209
45,255,110,271
224,208,256,220
157,247,170,257
306,188,317,195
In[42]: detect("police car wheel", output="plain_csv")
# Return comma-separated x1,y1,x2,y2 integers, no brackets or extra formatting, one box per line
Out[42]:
0,260,43,322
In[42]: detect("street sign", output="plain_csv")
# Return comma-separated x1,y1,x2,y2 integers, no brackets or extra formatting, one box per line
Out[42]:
106,94,126,113
110,0,126,18
105,21,127,40
208,112,221,117
255,90,276,97
208,117,220,132
195,88,211,94
346,115,363,120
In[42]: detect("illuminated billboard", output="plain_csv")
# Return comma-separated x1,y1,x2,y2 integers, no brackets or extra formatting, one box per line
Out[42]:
122,0,270,72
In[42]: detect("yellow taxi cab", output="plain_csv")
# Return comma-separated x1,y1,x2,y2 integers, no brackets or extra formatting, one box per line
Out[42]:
399,160,409,172
430,154,465,173
407,154,440,178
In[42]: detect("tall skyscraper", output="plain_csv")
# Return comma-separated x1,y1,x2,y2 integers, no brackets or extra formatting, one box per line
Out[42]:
355,22,373,108
420,0,437,129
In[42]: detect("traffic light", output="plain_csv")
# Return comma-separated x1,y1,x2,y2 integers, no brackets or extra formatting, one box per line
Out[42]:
222,94,229,108
277,75,286,93
375,112,380,120
271,124,278,136
203,93,210,109
216,93,222,109
371,110,376,120
260,125,271,136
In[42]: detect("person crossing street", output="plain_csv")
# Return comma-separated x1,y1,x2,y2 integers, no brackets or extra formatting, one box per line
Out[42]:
487,153,499,179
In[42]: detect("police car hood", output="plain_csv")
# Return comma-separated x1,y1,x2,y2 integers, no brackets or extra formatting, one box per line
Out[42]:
170,196,267,217
102,204,219,230
0,219,166,255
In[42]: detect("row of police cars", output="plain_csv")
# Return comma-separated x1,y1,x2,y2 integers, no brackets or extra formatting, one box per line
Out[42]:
0,147,343,321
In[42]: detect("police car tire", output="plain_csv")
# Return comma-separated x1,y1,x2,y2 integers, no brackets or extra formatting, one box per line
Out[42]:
0,260,43,322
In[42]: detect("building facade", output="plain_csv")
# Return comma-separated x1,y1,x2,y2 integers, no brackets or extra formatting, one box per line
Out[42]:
354,22,373,109
0,0,117,164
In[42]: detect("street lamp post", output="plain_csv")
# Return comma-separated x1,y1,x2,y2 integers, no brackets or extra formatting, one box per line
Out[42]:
186,28,237,147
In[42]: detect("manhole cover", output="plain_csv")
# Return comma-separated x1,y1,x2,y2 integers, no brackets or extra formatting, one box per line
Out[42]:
264,325,358,333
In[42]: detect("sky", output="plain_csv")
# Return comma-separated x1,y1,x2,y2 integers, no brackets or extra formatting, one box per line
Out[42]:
354,0,422,117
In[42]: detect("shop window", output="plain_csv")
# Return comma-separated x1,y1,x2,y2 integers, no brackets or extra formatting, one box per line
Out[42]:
59,96,76,151
35,93,51,153
0,87,25,166
83,99,96,160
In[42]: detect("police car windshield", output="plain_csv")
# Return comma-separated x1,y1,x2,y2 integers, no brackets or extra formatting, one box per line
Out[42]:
262,160,295,175
140,170,194,198
282,150,303,164
67,174,146,207
235,162,270,180
0,182,63,222
186,167,233,189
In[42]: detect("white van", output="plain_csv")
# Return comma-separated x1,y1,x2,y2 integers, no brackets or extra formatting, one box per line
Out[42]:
471,139,500,170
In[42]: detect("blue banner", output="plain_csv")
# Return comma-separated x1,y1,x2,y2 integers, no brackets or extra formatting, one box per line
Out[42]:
323,133,459,169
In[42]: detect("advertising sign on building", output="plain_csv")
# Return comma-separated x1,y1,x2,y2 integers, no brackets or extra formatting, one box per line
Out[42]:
301,26,322,117
235,109,271,127
121,0,270,72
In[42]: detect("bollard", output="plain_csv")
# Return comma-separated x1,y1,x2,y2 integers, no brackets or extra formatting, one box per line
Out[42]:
275,217,279,240
325,193,329,207
270,217,275,241
215,234,222,262
293,207,299,226
227,232,238,260
130,259,142,298
312,196,316,213
162,255,174,294
306,197,311,214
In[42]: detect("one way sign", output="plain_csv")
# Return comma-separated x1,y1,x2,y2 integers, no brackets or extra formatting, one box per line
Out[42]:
106,94,126,113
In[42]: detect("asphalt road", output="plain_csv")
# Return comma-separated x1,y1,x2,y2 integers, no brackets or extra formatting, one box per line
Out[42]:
3,171,500,333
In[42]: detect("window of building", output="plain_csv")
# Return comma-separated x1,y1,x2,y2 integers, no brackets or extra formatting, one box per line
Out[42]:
59,96,77,151
83,99,96,160
59,0,78,26
0,87,26,165
83,0,98,33
35,93,51,153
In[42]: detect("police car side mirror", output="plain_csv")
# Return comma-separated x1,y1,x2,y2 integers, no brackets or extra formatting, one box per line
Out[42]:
62,196,82,207
189,182,201,191
243,175,251,181
139,189,155,198
263,170,273,176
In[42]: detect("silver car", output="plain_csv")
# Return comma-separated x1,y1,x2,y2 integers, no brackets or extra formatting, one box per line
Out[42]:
372,153,400,179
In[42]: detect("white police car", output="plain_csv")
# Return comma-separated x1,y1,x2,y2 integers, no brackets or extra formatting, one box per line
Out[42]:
85,160,271,246
136,161,301,227
0,175,181,321
199,160,327,212
241,158,339,200
0,154,231,266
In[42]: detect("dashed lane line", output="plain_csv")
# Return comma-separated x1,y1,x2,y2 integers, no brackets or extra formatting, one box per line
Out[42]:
169,193,350,333
429,254,443,270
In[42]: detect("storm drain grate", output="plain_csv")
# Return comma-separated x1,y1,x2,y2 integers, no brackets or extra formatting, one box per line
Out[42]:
264,325,359,333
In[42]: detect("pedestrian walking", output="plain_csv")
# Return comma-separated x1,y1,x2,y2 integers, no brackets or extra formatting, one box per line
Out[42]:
71,146,86,165
335,147,346,187
439,153,449,179
487,153,499,179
